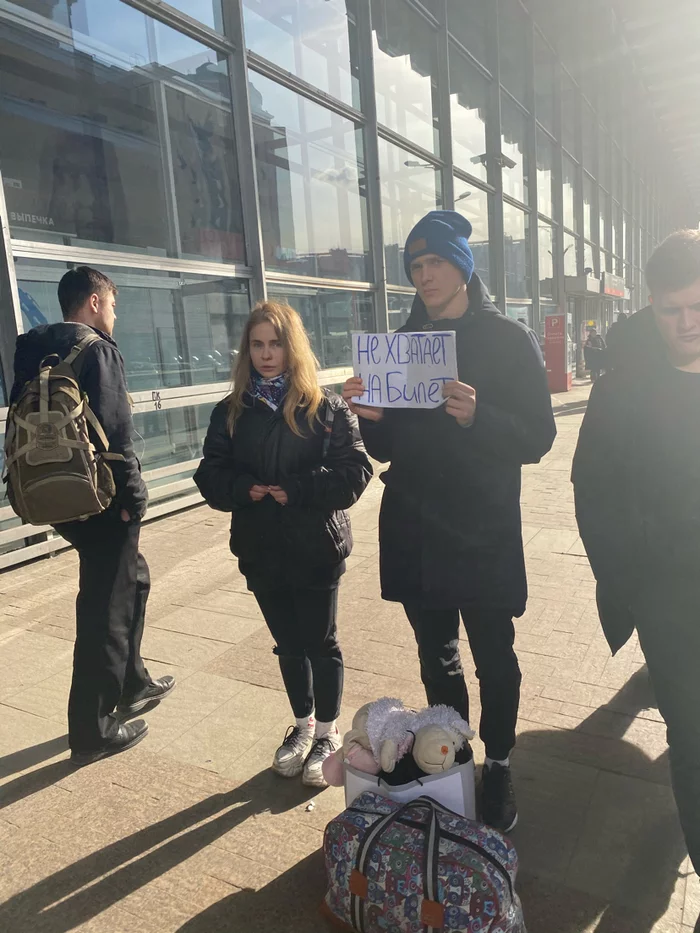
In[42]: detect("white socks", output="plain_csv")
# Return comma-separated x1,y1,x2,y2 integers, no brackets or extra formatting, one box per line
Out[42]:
485,756,510,769
315,719,338,739
296,714,315,735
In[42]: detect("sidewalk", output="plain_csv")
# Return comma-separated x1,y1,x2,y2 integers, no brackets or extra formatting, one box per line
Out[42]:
0,382,697,933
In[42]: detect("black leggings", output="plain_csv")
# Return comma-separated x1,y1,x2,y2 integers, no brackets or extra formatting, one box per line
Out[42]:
253,585,343,723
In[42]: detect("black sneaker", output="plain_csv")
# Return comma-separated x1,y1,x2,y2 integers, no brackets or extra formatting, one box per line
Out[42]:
117,675,176,715
70,719,149,766
481,762,518,833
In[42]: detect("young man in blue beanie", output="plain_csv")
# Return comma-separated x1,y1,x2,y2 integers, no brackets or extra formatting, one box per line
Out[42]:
344,211,556,831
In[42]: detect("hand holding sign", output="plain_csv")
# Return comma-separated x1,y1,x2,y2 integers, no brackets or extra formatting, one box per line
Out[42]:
443,381,476,427
342,377,384,422
351,331,458,410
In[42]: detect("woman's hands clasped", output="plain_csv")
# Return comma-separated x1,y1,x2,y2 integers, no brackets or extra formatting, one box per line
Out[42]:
249,484,289,505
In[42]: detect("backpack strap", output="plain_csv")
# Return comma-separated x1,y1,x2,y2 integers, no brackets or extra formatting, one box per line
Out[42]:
64,333,102,378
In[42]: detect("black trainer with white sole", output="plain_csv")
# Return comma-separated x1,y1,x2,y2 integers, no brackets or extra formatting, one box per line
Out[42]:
481,761,518,833
117,675,176,715
70,719,149,766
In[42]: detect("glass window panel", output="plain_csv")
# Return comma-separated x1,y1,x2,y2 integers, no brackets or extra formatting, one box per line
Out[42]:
624,212,632,263
503,203,531,299
447,0,488,68
388,291,414,330
14,258,250,391
536,131,554,218
613,203,623,257
267,283,373,368
582,103,596,174
0,1,244,263
584,241,597,275
379,137,442,286
501,95,529,205
250,74,370,281
454,183,491,292
562,157,577,232
371,0,440,153
583,174,594,242
534,32,556,133
563,231,578,276
498,0,528,106
561,73,577,155
242,0,360,108
134,400,223,476
598,130,610,190
449,46,488,182
599,189,609,248
166,0,223,31
538,221,555,299
506,303,532,328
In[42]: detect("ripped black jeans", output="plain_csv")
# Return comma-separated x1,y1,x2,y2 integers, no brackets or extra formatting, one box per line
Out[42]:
253,584,343,722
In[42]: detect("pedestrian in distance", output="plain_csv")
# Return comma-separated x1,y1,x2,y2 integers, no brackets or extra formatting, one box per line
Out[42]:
584,326,607,382
573,228,700,878
342,210,556,831
194,301,372,788
8,267,176,764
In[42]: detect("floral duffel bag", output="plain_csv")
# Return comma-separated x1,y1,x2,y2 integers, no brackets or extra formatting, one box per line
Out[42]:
321,791,526,933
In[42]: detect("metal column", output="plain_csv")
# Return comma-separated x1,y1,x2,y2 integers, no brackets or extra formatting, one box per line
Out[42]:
485,1,506,313
0,169,23,392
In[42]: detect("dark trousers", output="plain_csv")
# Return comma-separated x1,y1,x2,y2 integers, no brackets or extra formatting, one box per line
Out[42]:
404,604,521,761
253,585,343,723
633,583,700,874
56,511,151,752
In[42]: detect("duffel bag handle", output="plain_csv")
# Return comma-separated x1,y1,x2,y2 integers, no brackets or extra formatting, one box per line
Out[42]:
351,796,444,933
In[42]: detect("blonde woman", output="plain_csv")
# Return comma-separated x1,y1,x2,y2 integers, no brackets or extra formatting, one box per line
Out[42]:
195,302,372,786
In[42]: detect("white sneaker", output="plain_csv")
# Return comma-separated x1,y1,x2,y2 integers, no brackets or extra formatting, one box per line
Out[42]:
272,725,314,778
302,731,342,788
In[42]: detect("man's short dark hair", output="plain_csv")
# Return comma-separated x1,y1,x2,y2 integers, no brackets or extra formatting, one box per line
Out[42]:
57,266,117,319
646,229,700,297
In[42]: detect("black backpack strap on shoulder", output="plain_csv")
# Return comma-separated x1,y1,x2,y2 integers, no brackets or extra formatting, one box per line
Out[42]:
321,396,335,461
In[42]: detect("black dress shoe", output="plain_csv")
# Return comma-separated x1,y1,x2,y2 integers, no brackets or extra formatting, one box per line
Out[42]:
70,719,148,766
117,675,176,715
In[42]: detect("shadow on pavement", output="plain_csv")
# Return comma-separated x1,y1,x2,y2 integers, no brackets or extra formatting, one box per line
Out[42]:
0,769,322,933
514,667,692,932
0,734,70,780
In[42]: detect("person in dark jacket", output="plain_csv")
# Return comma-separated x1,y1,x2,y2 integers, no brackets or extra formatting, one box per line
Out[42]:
9,266,175,764
342,211,556,831
194,301,372,788
573,229,700,877
584,327,607,381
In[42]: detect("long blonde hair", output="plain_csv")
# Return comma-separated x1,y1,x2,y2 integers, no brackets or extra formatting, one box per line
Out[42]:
227,300,323,437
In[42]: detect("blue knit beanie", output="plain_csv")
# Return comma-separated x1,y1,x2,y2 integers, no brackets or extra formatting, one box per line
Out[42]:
403,210,475,285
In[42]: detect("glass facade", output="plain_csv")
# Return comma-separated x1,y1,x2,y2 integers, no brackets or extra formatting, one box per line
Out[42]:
0,0,691,565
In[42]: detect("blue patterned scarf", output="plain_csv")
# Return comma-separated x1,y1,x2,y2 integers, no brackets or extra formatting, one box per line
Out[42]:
249,371,288,411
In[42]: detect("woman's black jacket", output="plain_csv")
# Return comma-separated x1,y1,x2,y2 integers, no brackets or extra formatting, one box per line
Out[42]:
194,391,373,589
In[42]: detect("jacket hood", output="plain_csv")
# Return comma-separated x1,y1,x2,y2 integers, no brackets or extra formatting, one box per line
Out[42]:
402,273,500,332
606,306,667,373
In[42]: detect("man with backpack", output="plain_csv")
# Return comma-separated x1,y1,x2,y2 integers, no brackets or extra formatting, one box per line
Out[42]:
8,267,175,764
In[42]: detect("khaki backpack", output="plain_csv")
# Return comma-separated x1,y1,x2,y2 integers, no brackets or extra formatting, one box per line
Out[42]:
4,332,125,525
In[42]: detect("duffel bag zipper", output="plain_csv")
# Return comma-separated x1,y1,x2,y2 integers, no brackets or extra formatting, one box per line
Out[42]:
345,807,514,899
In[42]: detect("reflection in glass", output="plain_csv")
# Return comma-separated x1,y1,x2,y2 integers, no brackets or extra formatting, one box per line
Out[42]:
0,1,244,263
599,189,609,250
450,48,488,182
538,221,555,299
15,259,250,391
563,232,578,276
503,204,531,299
598,130,610,191
243,0,360,108
447,0,488,68
388,292,414,330
498,0,528,105
454,184,491,292
583,175,594,242
250,74,370,281
562,157,577,232
379,138,441,286
534,32,556,134
584,241,597,275
561,73,577,156
135,401,223,475
166,0,224,31
506,303,532,328
371,0,440,153
267,284,373,368
582,103,596,174
536,132,555,219
501,96,529,205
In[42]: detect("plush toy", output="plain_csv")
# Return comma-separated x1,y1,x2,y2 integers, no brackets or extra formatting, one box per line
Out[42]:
400,706,475,775
365,696,417,773
322,703,381,787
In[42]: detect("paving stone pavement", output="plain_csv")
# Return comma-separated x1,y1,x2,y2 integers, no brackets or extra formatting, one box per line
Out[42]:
1,382,698,933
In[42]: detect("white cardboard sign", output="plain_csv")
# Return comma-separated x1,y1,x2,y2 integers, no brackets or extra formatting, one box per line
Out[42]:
352,331,458,409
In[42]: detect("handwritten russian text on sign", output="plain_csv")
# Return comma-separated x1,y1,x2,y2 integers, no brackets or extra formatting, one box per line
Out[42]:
352,331,458,409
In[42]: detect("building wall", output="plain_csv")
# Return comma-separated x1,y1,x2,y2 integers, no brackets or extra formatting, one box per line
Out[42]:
0,0,691,565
